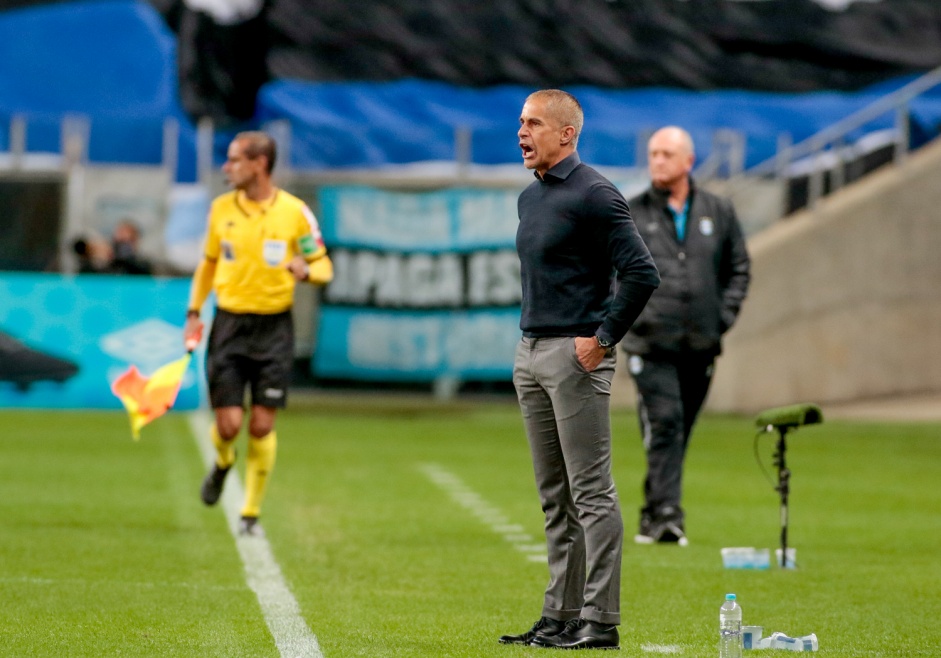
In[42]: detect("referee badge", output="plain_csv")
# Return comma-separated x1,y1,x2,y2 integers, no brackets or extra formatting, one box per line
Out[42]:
699,217,715,236
263,239,287,266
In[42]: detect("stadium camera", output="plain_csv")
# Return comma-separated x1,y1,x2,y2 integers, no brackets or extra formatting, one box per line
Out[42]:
753,402,823,569
755,403,823,431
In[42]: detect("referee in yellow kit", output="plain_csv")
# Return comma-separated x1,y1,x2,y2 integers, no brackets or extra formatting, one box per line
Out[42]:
183,131,333,536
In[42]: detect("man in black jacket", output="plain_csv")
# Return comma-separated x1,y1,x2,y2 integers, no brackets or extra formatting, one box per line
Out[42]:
621,126,750,546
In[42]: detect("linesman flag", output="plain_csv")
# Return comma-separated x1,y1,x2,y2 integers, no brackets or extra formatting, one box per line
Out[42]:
111,325,203,440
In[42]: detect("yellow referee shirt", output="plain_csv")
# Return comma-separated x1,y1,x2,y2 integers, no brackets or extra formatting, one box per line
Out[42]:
204,189,327,314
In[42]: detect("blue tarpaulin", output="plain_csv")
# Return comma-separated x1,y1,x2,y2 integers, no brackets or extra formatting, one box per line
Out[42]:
2,0,941,176
257,77,941,171
0,0,198,180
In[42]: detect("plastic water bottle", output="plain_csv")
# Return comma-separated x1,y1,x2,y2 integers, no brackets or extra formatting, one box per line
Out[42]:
719,593,743,658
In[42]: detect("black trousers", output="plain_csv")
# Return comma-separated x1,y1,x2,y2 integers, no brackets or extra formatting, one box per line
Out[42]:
626,351,715,523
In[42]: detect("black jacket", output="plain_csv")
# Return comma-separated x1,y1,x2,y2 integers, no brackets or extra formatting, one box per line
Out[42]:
621,178,750,357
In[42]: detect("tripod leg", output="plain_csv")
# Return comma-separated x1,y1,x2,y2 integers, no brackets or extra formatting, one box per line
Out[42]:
776,428,791,567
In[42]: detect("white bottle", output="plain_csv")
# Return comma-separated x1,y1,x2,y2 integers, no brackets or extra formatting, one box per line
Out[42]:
719,593,743,658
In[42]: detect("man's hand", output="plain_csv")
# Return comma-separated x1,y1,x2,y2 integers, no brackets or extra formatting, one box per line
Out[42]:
184,313,204,352
286,256,310,282
574,336,606,372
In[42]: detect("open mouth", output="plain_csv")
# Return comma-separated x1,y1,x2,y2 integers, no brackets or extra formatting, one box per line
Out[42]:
520,143,534,159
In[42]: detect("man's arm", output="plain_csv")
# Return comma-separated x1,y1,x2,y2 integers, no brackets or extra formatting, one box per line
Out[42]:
286,253,334,284
719,200,751,333
184,257,216,347
290,205,334,285
592,183,661,346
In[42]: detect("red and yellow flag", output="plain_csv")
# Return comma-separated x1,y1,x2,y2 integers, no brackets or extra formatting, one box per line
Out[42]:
111,354,193,440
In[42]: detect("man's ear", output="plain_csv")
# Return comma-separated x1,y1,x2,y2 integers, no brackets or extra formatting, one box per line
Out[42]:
560,125,576,146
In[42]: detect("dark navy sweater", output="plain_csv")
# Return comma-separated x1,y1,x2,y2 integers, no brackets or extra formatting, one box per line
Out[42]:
517,153,660,344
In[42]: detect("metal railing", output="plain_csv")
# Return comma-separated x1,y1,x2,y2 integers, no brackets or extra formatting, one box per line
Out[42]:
737,63,941,210
6,63,941,214
1,113,182,176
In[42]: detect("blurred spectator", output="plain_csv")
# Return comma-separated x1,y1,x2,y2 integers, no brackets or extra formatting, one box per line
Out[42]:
109,219,153,275
72,220,154,275
72,234,114,273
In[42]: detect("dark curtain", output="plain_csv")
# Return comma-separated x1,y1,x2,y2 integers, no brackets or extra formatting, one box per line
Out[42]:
5,0,941,122
175,3,269,122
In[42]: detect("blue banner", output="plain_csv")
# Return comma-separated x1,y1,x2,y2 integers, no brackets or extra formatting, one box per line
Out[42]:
317,185,521,253
0,273,205,410
313,185,522,382
315,307,520,381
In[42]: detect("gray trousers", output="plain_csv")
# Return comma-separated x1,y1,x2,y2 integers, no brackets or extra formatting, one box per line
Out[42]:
512,336,622,626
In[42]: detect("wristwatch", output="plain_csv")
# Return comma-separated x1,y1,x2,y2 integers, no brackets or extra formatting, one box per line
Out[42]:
595,335,613,349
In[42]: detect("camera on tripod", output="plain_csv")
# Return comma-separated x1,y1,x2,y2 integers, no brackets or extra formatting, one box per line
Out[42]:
754,403,824,568
756,403,823,432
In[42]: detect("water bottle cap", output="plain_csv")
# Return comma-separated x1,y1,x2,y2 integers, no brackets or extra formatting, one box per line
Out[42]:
726,593,736,601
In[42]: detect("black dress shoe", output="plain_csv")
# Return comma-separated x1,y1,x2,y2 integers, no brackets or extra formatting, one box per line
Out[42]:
498,616,566,645
531,618,620,650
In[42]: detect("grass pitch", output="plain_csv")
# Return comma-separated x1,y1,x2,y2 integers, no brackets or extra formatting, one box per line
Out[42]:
0,399,938,657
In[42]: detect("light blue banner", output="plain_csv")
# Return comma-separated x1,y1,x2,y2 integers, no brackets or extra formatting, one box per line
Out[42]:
314,185,525,382
314,307,520,381
317,185,521,253
0,273,204,410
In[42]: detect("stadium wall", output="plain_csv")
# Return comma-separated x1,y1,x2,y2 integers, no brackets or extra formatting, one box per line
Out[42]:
702,138,941,413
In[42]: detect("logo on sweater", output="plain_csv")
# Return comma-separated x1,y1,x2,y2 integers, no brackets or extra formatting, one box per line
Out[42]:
699,217,714,236
628,354,644,375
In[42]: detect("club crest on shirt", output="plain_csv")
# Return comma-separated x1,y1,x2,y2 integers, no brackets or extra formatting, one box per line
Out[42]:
699,217,715,236
263,239,287,266
221,239,235,261
628,354,644,375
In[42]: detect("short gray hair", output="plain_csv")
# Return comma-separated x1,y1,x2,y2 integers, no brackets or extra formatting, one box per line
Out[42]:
527,89,584,147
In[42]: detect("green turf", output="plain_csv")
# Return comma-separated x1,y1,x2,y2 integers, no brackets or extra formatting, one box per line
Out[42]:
0,401,938,657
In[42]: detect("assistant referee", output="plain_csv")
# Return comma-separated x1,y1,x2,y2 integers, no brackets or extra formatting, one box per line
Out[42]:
183,131,333,536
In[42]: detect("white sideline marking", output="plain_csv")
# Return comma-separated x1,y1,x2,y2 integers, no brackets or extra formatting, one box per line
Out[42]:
418,462,547,562
642,644,683,654
188,411,323,658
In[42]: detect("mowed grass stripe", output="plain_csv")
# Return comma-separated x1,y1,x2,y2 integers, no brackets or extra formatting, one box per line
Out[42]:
187,410,323,658
418,462,547,561
2,405,940,657
0,410,279,657
265,403,941,657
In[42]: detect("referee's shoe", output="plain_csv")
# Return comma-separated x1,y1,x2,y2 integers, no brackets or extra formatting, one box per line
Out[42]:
200,462,232,506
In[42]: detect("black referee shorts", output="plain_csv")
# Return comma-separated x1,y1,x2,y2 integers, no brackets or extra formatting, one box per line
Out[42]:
206,309,294,409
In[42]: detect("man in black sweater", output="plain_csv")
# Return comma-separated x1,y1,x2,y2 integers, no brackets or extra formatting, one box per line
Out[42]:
621,126,751,547
499,89,660,650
